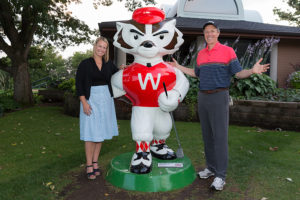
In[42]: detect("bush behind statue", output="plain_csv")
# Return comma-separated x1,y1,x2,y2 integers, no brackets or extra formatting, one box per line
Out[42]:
58,78,76,96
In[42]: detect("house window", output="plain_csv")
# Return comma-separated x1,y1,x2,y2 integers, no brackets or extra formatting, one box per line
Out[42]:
183,0,239,15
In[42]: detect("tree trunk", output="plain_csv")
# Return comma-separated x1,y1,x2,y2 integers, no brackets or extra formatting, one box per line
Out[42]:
12,60,33,105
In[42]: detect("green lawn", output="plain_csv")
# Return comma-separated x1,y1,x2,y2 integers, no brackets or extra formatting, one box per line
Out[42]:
0,106,299,200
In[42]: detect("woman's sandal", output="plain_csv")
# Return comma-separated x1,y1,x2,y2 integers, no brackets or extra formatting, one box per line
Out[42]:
92,161,101,176
86,165,96,180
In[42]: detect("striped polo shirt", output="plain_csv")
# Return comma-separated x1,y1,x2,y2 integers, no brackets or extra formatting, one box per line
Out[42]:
194,42,242,90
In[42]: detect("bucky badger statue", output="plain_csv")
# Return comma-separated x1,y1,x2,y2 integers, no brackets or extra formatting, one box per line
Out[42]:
111,7,189,174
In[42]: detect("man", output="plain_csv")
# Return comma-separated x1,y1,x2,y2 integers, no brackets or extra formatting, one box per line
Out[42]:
168,21,269,190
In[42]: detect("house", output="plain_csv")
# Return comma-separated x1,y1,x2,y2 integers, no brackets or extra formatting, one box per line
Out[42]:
98,0,300,87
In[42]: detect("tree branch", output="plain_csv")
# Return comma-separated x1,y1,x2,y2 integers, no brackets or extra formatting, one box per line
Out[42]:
0,0,20,46
23,23,38,58
0,36,13,58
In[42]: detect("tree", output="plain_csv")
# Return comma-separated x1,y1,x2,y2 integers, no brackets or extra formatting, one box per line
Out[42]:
67,50,93,77
28,46,66,83
0,0,155,105
273,0,300,26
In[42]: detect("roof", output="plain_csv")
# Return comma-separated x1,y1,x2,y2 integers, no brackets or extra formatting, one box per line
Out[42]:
98,17,300,39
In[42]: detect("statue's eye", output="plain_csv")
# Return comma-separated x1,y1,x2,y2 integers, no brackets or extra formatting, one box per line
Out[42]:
134,35,138,40
160,35,164,40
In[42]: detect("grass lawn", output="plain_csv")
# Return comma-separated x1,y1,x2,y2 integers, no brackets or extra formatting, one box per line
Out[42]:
0,105,299,200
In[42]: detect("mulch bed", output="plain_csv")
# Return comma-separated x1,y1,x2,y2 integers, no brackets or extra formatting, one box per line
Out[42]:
59,169,217,200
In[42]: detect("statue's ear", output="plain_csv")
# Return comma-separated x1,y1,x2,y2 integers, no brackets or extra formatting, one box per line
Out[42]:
163,19,176,27
116,22,125,32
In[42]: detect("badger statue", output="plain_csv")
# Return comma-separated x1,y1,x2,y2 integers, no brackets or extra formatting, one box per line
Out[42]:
111,7,189,174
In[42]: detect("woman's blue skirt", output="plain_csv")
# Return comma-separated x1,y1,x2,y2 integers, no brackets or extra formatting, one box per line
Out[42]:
80,85,119,142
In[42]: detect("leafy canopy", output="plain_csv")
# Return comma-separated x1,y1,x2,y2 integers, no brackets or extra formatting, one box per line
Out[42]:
273,0,300,26
0,0,156,54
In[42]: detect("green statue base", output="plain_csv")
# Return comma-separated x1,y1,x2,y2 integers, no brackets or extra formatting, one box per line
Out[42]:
106,152,196,192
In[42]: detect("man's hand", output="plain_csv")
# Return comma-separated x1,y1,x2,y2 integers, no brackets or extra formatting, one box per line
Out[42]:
236,58,270,79
166,58,179,68
252,58,270,74
119,64,127,70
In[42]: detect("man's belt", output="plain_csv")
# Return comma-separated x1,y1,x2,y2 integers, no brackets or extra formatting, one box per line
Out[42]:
200,88,228,94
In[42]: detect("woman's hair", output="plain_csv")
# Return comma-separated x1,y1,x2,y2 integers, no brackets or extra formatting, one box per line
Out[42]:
93,36,109,62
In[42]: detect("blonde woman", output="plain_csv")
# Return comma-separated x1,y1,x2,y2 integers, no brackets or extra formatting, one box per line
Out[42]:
75,36,119,180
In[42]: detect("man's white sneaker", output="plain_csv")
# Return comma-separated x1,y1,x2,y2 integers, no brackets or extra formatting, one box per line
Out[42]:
198,168,215,179
210,177,226,191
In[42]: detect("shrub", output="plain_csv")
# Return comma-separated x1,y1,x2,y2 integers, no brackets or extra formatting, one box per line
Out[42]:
58,78,76,96
287,71,300,89
33,93,44,104
230,73,277,99
273,88,300,102
0,95,20,112
239,37,280,69
184,75,199,105
243,88,300,102
0,103,3,117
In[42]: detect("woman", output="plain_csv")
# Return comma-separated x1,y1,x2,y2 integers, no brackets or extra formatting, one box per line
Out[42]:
75,36,119,180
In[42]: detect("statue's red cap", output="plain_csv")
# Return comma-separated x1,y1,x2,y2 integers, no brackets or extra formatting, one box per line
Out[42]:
132,7,165,24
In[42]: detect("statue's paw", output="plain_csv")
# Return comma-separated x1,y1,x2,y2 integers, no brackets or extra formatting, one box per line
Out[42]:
130,152,152,174
150,143,177,160
158,90,180,112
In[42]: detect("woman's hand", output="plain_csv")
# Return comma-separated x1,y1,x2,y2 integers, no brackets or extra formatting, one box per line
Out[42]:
82,101,92,116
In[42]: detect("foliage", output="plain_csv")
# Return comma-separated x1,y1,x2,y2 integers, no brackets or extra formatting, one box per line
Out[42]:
249,88,300,102
0,69,13,91
182,76,199,120
230,74,277,99
239,37,280,69
0,58,13,90
2,46,70,89
230,37,280,99
0,94,20,112
0,0,154,104
0,103,3,117
28,46,67,83
231,87,300,102
58,78,76,96
170,36,300,103
273,0,300,27
0,0,92,104
287,71,300,89
92,0,156,11
0,106,300,199
66,50,93,77
169,41,203,109
33,93,44,105
0,0,155,52
273,88,300,101
184,76,199,105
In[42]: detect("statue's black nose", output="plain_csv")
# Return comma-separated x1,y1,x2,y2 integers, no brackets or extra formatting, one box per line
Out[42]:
141,41,155,48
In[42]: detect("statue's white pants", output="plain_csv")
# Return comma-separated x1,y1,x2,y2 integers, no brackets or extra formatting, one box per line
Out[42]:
131,106,172,142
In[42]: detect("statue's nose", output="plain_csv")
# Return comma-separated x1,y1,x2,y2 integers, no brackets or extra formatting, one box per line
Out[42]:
141,41,155,48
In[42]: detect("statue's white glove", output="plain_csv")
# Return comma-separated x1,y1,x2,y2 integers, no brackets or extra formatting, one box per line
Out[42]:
158,90,180,112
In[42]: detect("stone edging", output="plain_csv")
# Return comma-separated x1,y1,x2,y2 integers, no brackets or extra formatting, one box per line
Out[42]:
229,100,300,131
